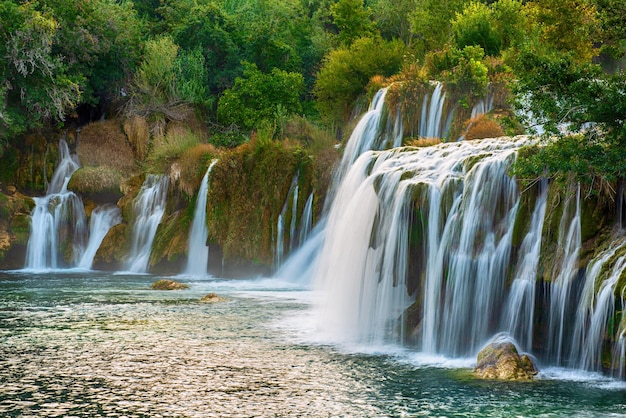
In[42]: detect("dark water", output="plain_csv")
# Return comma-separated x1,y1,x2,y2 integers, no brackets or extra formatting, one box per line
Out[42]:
1,271,625,417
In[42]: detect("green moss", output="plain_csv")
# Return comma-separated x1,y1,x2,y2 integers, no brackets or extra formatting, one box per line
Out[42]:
150,210,190,267
68,166,123,199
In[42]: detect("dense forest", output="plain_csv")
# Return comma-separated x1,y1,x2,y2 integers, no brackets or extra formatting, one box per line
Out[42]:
1,0,625,180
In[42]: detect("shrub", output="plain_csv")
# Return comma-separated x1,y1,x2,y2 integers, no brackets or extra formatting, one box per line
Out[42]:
464,115,505,140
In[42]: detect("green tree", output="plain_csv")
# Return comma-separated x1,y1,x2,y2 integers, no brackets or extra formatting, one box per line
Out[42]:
217,62,304,130
410,0,468,57
451,2,501,56
42,0,144,106
0,1,80,148
314,36,405,124
330,0,376,46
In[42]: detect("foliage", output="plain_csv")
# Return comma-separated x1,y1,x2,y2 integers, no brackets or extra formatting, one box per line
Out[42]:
410,0,469,57
0,2,80,145
314,36,405,124
217,62,304,131
330,0,376,46
144,127,202,173
451,2,502,56
523,0,598,63
42,0,144,106
425,45,490,100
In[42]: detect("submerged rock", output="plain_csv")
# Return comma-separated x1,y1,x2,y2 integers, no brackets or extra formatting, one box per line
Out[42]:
200,292,227,303
150,279,189,290
474,335,538,380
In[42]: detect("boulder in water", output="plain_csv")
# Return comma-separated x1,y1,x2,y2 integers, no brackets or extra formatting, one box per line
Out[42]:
474,334,538,380
200,292,226,303
150,279,189,290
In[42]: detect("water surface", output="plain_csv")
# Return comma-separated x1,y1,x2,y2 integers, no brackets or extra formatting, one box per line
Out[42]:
1,271,624,417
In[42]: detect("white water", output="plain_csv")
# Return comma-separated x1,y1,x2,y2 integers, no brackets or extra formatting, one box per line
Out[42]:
503,182,548,351
77,205,122,269
126,175,169,273
24,138,87,270
275,174,299,268
274,87,626,379
185,160,218,276
547,183,582,365
419,82,449,139
570,238,626,371
299,193,314,245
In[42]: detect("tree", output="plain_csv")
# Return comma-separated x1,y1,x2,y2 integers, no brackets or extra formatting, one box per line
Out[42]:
330,0,376,46
217,62,304,130
0,1,80,148
314,36,405,124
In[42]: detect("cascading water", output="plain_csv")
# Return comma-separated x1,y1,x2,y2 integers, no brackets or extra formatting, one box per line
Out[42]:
185,160,218,276
502,182,548,352
570,239,626,371
299,193,314,245
279,87,626,378
546,183,582,365
25,138,88,270
275,174,299,269
77,205,121,269
126,175,169,273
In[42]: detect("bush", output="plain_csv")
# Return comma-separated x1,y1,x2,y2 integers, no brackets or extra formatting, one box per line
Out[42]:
452,1,502,56
314,36,405,124
464,115,505,140
217,62,304,131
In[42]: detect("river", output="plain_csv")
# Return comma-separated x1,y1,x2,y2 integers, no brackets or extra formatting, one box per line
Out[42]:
1,271,625,417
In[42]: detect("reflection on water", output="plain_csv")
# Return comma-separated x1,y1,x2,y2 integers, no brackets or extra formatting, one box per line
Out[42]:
0,272,625,417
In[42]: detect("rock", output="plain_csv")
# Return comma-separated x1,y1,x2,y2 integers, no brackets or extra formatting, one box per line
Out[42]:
150,279,189,290
200,292,226,303
5,185,16,196
474,334,538,380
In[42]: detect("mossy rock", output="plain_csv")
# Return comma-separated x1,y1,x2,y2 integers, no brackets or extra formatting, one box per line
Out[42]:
200,292,227,303
68,166,123,202
150,279,189,290
9,213,31,245
94,223,129,267
474,335,538,380
149,210,190,268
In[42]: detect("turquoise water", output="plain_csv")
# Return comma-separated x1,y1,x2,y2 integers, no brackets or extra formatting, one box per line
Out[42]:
1,271,625,417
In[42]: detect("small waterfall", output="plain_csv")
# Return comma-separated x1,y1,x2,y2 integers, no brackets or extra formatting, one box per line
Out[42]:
546,183,581,365
185,160,218,276
25,138,88,270
126,175,169,273
299,193,314,245
502,182,548,351
275,174,299,269
419,82,447,139
570,239,626,371
77,205,122,269
289,183,299,250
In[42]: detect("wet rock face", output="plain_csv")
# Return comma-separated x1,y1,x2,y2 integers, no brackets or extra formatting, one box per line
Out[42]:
474,337,538,380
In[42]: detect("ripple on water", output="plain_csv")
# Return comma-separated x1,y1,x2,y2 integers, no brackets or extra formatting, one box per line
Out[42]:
0,272,625,417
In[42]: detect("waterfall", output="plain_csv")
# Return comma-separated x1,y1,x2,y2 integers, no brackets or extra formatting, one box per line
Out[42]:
275,174,299,269
25,138,88,270
126,175,169,273
502,182,548,352
299,193,314,245
312,138,531,347
570,239,626,371
185,160,218,276
77,205,122,269
546,183,581,365
419,82,448,139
